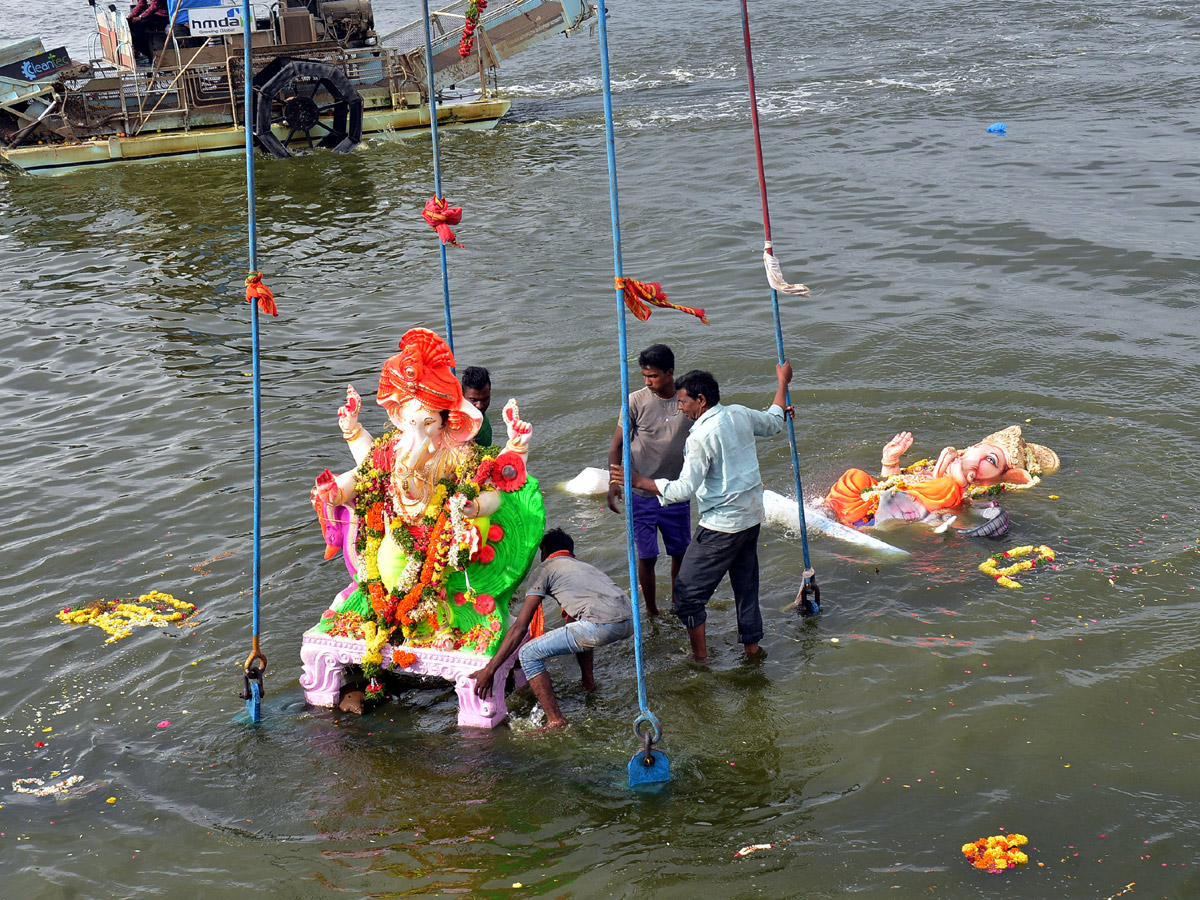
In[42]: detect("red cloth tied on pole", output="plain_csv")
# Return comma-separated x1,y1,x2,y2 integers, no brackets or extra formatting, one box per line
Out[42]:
615,276,709,325
245,271,278,316
422,196,464,248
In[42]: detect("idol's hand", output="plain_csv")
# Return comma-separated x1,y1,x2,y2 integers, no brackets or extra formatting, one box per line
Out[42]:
881,431,914,468
503,399,532,450
338,385,362,437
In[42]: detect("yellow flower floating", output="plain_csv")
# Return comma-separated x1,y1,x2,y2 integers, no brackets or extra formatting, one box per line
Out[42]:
57,590,197,643
962,833,1029,872
979,545,1055,589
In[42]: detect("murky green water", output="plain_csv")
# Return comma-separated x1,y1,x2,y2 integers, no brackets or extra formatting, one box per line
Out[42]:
2,1,1199,897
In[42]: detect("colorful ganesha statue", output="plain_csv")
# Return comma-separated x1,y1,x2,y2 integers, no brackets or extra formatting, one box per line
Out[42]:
309,328,545,660
824,425,1060,531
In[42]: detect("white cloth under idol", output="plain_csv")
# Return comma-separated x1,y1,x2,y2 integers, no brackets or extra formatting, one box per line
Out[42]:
763,241,811,296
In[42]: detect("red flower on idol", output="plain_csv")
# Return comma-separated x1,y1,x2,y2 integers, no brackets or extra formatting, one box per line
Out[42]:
372,441,396,472
490,451,526,492
474,593,495,615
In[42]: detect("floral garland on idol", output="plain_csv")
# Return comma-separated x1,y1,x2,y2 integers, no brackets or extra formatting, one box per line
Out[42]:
863,460,1040,503
333,430,527,695
458,0,488,58
979,545,1055,589
961,833,1029,873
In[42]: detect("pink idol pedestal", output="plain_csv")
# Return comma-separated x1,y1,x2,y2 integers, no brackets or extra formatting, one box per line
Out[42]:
299,628,527,728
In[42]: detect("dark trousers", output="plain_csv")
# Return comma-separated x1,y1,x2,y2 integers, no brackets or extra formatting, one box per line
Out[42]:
672,523,762,644
128,18,165,58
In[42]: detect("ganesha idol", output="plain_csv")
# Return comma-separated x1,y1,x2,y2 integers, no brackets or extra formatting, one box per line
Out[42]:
299,328,545,725
822,425,1060,537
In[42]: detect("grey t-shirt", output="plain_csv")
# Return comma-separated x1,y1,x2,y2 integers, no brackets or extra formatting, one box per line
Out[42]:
624,386,690,497
524,555,632,624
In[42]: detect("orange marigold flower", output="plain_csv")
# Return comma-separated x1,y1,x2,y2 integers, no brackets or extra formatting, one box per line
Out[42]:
392,649,417,668
366,503,385,532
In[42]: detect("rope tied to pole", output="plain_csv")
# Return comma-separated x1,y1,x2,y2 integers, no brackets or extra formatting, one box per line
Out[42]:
615,276,709,325
422,196,464,248
245,271,278,317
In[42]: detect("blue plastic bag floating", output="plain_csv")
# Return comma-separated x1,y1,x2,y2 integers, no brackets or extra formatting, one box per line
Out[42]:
987,122,1007,135
628,747,671,789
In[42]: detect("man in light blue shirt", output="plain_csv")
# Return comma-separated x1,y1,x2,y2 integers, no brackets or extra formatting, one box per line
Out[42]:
618,361,793,661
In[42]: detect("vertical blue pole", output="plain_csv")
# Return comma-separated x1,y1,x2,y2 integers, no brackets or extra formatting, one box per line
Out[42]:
422,0,454,353
242,0,264,721
596,1,665,783
739,0,817,611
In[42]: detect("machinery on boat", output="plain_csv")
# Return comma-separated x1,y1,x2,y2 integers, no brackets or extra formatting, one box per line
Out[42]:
0,0,592,175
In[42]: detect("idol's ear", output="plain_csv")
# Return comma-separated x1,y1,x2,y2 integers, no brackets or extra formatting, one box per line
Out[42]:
1002,468,1033,485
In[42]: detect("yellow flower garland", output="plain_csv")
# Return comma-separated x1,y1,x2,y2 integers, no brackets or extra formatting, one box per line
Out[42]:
962,833,1029,872
979,545,1054,589
57,590,197,643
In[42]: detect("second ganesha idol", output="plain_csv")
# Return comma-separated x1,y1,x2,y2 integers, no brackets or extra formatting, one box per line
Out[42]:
309,328,545,658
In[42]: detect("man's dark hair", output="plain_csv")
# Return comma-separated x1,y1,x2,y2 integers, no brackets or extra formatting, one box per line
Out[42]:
638,344,674,372
540,527,574,560
460,366,491,391
676,370,720,407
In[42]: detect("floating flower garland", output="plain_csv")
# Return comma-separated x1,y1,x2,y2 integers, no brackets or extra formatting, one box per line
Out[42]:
57,590,197,643
13,774,85,797
962,833,1029,872
979,545,1055,588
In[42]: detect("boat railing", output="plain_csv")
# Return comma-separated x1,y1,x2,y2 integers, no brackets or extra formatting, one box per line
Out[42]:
379,0,594,94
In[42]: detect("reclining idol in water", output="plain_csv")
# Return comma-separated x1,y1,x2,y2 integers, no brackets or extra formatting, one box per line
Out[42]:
822,425,1060,537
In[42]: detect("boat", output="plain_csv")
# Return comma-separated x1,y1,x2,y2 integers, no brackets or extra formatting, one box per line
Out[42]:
0,0,593,175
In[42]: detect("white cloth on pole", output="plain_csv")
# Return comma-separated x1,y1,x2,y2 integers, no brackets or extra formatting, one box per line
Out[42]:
763,242,810,296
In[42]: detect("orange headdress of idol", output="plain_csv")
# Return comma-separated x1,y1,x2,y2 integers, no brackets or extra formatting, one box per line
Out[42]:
376,328,481,444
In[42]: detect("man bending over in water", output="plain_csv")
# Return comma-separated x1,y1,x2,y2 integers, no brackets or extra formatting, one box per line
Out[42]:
470,528,634,728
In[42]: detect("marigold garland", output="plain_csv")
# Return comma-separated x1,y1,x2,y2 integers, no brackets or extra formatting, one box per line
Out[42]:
57,590,197,643
961,833,1029,872
979,545,1055,588
392,648,417,668
351,429,506,656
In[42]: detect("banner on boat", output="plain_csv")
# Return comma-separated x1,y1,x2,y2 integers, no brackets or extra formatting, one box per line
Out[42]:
168,0,257,30
186,2,257,36
0,47,71,83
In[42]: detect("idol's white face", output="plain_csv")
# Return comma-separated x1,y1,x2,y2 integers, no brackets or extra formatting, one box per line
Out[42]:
957,442,1007,485
387,397,444,472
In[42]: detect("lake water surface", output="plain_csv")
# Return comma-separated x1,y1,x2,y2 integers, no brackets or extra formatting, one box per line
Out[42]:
2,1,1198,897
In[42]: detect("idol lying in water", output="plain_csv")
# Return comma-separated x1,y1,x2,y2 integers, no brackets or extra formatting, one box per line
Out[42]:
823,425,1060,532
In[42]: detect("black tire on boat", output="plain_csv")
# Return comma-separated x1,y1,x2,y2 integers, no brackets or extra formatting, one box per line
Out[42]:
252,57,363,159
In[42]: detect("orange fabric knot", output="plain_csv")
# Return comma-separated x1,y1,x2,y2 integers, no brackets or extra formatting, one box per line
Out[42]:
245,271,278,317
422,196,464,248
529,603,545,640
615,276,708,325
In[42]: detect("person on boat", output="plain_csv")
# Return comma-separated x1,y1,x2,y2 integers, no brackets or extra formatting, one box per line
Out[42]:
470,528,634,729
460,365,493,447
614,363,793,662
825,425,1061,527
127,0,169,62
605,343,692,618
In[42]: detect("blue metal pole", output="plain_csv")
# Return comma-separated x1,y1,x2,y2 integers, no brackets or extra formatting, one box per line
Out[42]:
241,0,265,721
596,1,668,787
421,0,454,354
739,0,817,612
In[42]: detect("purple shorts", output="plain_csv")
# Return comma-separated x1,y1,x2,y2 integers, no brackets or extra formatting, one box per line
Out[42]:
630,492,692,560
